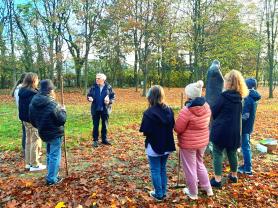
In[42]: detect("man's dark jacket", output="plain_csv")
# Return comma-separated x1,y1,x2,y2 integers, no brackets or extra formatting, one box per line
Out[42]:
210,90,243,150
242,89,261,134
140,104,176,154
87,82,115,116
18,87,38,122
29,93,66,142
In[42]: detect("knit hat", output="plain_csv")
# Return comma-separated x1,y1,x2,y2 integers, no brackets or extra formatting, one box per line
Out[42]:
245,78,257,89
96,73,106,81
40,79,55,94
185,80,204,99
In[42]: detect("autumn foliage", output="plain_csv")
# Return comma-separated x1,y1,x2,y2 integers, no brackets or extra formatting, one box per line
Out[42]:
0,87,277,207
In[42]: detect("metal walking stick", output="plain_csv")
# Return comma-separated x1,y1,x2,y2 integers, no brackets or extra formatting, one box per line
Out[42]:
61,75,69,176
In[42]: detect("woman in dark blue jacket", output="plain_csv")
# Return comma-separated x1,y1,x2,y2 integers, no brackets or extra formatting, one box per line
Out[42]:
140,85,176,201
238,78,261,175
29,79,66,185
210,70,249,188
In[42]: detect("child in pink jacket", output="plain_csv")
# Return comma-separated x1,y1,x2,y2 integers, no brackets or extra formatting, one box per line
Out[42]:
174,80,213,200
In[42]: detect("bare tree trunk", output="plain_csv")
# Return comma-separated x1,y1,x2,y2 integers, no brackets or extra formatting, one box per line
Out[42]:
265,0,277,98
255,9,265,83
133,0,139,92
83,0,90,94
142,0,151,96
134,46,139,91
8,0,16,84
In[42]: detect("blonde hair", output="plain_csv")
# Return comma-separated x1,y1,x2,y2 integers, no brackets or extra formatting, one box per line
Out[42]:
224,70,249,98
147,85,166,107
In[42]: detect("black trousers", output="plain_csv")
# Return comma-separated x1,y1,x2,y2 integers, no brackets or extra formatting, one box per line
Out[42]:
92,111,109,142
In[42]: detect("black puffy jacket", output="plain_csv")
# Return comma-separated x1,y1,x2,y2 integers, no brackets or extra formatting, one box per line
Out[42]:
210,90,243,150
29,93,66,142
18,87,38,122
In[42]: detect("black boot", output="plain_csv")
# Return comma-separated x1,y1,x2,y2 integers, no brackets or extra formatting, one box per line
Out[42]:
102,140,111,145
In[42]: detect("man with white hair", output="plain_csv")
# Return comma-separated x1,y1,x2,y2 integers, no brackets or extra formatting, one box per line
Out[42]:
87,73,115,147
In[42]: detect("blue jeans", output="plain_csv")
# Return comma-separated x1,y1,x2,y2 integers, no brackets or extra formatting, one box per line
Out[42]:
148,154,169,198
241,134,252,172
22,122,26,154
46,137,62,183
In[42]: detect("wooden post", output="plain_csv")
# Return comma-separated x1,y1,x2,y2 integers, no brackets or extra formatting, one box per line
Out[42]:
61,75,69,176
180,92,184,109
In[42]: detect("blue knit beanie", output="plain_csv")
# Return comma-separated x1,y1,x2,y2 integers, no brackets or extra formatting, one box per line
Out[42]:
245,78,257,89
40,79,55,94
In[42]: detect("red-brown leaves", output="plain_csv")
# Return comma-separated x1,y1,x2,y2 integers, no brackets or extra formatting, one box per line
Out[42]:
0,87,277,207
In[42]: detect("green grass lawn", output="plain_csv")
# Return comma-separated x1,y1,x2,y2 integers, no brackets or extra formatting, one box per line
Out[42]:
0,105,22,150
0,102,146,151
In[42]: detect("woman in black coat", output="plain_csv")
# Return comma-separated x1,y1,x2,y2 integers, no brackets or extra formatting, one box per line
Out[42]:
18,72,45,171
210,70,249,188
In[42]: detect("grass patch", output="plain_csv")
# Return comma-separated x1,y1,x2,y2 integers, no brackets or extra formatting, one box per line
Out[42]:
0,102,145,151
0,105,22,150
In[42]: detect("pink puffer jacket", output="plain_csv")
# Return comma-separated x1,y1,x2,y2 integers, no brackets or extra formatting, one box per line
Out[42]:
174,102,211,149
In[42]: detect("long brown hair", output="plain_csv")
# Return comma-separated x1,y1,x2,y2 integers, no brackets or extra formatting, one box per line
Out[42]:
11,72,27,97
147,85,166,107
21,72,39,89
224,70,249,98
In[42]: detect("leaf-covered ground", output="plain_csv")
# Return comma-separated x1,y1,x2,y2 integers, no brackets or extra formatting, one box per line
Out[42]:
0,87,277,207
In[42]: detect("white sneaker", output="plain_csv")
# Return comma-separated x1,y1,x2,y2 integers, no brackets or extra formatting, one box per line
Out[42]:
200,187,214,196
206,188,214,196
183,187,198,200
25,164,31,169
30,164,46,171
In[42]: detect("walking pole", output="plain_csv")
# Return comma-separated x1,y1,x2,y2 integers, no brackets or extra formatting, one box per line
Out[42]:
61,75,69,176
176,149,181,188
176,92,184,188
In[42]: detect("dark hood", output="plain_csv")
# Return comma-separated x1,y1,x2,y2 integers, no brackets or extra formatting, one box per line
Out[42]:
187,97,206,108
18,87,37,98
31,93,54,108
187,97,210,117
145,104,173,125
222,90,242,103
249,89,261,101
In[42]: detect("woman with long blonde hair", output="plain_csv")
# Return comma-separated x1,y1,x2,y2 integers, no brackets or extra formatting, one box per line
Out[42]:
210,70,248,188
18,72,45,171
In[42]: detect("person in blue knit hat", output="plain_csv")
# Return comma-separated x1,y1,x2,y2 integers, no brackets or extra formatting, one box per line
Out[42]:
29,79,67,185
238,78,261,176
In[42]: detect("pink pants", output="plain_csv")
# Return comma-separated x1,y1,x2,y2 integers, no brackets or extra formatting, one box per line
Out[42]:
180,147,211,195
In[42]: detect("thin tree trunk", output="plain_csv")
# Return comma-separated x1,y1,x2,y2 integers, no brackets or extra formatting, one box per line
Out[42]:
83,0,89,95
255,11,264,83
8,0,16,84
265,0,277,98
